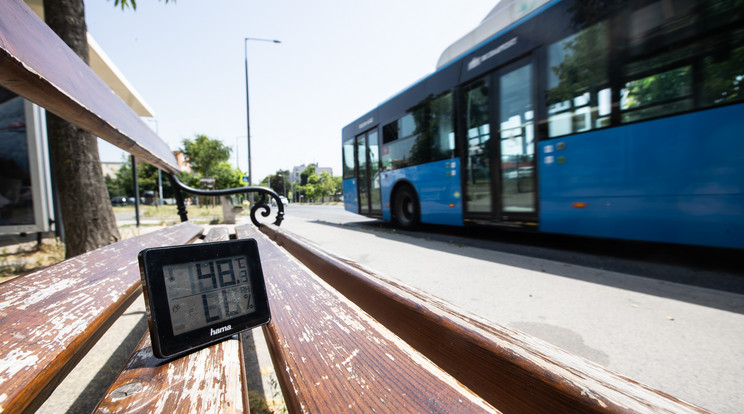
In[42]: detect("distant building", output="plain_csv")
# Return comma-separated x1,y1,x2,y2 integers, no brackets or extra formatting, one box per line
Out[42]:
101,162,125,178
174,152,192,173
290,163,333,184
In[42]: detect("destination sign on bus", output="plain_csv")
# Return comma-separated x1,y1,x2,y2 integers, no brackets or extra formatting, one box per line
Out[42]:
467,37,518,71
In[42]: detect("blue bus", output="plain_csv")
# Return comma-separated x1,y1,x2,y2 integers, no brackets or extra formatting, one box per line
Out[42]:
343,0,744,250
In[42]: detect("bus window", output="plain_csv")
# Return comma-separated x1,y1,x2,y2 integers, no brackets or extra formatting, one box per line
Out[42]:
621,64,693,123
399,112,418,139
383,107,424,144
368,130,382,211
381,106,427,170
381,92,456,170
430,92,455,161
619,0,744,115
464,79,491,214
702,43,744,107
499,63,535,214
357,134,369,213
546,22,610,138
382,122,398,144
342,138,355,179
620,0,699,123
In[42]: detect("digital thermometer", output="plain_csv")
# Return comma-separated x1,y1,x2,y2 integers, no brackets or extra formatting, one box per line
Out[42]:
138,239,270,358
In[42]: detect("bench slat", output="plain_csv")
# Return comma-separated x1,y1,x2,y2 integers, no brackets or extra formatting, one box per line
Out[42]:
0,0,179,173
203,226,231,242
93,333,248,413
259,224,710,414
94,227,250,414
0,222,203,414
236,224,499,413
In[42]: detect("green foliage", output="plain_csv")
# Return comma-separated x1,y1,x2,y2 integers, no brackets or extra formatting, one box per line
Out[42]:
212,162,242,189
318,172,335,201
180,134,232,179
260,170,290,196
105,160,175,198
105,172,125,198
114,0,174,10
299,164,315,186
621,66,691,110
332,175,342,192
702,46,744,106
294,165,341,203
106,135,244,199
178,170,200,188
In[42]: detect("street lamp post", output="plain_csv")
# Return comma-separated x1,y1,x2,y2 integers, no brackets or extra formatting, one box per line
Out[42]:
277,173,286,197
144,118,164,206
244,37,281,188
235,136,240,170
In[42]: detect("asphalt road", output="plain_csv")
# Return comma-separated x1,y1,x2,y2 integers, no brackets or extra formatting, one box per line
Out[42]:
280,204,744,414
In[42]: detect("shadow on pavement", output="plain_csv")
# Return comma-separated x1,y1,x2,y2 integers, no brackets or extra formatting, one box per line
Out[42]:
66,312,148,414
305,219,744,314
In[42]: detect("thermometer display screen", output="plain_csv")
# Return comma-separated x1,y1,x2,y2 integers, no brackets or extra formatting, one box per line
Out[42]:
138,239,270,358
162,255,256,336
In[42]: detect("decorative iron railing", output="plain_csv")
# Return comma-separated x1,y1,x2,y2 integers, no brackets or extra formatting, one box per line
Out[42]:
168,175,284,227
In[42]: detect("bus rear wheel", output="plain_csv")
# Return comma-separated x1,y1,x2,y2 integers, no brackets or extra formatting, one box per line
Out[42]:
392,185,420,230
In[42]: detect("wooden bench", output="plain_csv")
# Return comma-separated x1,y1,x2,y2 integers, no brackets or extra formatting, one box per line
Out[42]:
0,1,713,413
236,224,499,413
253,223,711,414
92,226,251,413
0,222,204,413
0,1,263,412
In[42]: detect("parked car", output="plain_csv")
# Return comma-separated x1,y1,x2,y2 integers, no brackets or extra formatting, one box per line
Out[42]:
270,196,289,207
111,196,127,206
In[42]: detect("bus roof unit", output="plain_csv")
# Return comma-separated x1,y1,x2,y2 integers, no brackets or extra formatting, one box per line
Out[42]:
436,0,552,69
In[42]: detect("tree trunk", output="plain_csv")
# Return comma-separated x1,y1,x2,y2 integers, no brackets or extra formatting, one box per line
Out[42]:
43,0,120,258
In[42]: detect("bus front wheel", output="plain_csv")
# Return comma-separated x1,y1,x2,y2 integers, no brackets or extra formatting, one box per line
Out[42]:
392,185,420,230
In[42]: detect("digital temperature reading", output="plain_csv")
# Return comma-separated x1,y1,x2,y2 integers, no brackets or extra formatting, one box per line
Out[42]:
163,255,254,336
138,239,270,358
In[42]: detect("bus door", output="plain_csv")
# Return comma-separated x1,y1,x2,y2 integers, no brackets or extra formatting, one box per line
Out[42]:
463,57,536,221
355,129,382,216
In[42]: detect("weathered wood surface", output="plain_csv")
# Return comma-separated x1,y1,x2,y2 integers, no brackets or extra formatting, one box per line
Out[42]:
0,222,203,414
0,0,178,173
94,227,250,414
93,328,248,413
202,226,231,243
236,224,499,413
259,224,711,414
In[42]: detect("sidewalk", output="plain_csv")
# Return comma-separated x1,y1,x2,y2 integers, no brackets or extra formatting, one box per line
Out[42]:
37,216,284,413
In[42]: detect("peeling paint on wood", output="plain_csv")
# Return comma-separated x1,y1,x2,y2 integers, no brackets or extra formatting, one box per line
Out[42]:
94,334,247,414
0,222,202,414
93,226,250,413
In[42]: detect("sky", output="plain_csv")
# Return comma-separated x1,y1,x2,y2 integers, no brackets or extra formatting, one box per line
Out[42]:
87,0,498,182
